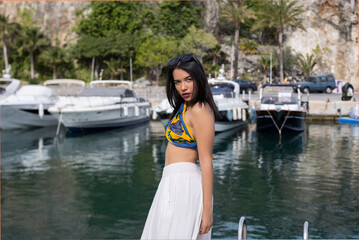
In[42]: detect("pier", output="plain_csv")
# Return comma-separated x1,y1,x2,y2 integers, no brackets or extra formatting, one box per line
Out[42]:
134,86,358,122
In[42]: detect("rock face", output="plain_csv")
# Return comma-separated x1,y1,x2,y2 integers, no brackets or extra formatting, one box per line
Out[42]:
0,1,90,46
1,1,357,88
202,0,219,37
285,0,358,88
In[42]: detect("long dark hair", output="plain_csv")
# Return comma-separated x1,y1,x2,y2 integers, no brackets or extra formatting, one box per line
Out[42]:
166,54,220,120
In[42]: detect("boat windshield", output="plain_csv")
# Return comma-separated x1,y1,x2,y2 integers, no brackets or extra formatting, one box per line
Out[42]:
210,83,235,98
261,95,298,105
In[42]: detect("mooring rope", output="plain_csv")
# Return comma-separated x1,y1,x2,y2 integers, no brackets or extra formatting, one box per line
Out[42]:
266,107,292,140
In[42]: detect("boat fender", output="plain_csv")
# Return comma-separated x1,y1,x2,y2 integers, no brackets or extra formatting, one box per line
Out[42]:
233,108,238,120
38,104,44,119
250,107,256,123
124,106,128,117
135,106,140,116
237,107,242,120
152,108,157,120
227,110,233,121
147,108,151,118
242,108,246,121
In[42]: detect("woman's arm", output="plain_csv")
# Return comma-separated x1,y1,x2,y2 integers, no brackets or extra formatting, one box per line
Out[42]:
189,103,215,235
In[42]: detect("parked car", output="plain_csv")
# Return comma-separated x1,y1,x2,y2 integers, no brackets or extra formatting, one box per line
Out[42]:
293,74,336,94
233,79,258,94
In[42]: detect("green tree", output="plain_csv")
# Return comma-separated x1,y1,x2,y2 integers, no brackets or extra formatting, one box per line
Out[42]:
253,0,305,83
272,47,296,80
239,38,258,54
136,36,176,84
221,1,256,79
17,26,49,80
158,1,203,39
40,40,67,79
109,31,140,80
76,1,149,37
103,58,126,80
179,25,218,62
295,53,318,78
258,56,271,82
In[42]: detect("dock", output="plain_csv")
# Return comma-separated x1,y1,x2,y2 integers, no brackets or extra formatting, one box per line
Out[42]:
134,86,358,122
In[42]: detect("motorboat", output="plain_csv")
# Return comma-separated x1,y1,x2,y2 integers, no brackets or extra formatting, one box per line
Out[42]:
152,99,172,126
255,84,307,134
1,85,59,129
48,80,151,131
338,104,359,124
208,65,248,132
0,79,86,130
209,78,248,132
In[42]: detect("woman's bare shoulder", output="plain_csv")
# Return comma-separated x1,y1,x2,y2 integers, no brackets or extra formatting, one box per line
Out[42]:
190,102,211,113
189,102,214,119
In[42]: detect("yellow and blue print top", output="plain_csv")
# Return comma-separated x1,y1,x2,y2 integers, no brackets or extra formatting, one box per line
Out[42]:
165,103,197,150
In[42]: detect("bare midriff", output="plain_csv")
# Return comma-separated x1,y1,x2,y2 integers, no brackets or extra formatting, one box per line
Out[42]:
165,142,198,166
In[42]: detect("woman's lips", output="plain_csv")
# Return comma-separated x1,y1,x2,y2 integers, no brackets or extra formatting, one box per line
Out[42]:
182,93,191,98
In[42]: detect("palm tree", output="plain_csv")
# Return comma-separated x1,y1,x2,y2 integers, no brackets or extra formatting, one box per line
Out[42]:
296,53,318,78
104,58,126,80
18,26,49,80
221,1,256,79
41,42,67,79
253,0,305,83
0,14,18,71
258,56,271,83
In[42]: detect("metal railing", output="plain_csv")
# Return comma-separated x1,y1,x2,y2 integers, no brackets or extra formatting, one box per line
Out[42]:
237,217,309,240
238,216,247,240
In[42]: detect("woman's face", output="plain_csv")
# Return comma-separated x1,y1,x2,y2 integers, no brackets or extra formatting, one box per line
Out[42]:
173,69,195,102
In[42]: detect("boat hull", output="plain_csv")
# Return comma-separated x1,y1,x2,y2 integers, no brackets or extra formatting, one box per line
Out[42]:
256,110,306,132
215,120,247,132
338,117,359,124
50,103,150,131
0,104,57,129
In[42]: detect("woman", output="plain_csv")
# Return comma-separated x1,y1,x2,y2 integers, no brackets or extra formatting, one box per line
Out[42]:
141,53,220,239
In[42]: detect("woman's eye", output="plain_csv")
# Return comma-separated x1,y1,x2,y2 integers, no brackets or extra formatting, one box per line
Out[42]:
187,78,192,82
174,81,180,85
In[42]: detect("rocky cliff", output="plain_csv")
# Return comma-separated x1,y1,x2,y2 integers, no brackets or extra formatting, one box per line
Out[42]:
0,1,89,46
1,0,357,87
285,0,358,88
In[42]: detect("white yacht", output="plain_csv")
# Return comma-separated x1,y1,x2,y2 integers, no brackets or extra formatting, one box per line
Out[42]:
0,79,86,130
209,68,248,132
1,85,59,129
48,80,151,131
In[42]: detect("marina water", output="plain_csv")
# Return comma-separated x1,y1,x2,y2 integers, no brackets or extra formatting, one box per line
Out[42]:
1,122,359,239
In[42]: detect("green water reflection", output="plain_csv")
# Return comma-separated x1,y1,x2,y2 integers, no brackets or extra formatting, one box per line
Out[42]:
1,122,359,239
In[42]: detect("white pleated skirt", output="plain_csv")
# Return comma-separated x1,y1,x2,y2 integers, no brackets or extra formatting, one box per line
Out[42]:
141,162,212,239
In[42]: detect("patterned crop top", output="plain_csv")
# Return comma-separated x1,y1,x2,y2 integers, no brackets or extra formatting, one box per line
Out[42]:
165,102,197,150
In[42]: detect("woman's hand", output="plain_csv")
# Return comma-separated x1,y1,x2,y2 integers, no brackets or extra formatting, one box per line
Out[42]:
199,210,213,234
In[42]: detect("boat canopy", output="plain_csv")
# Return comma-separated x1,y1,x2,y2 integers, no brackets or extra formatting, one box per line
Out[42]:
16,85,56,97
44,79,86,96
